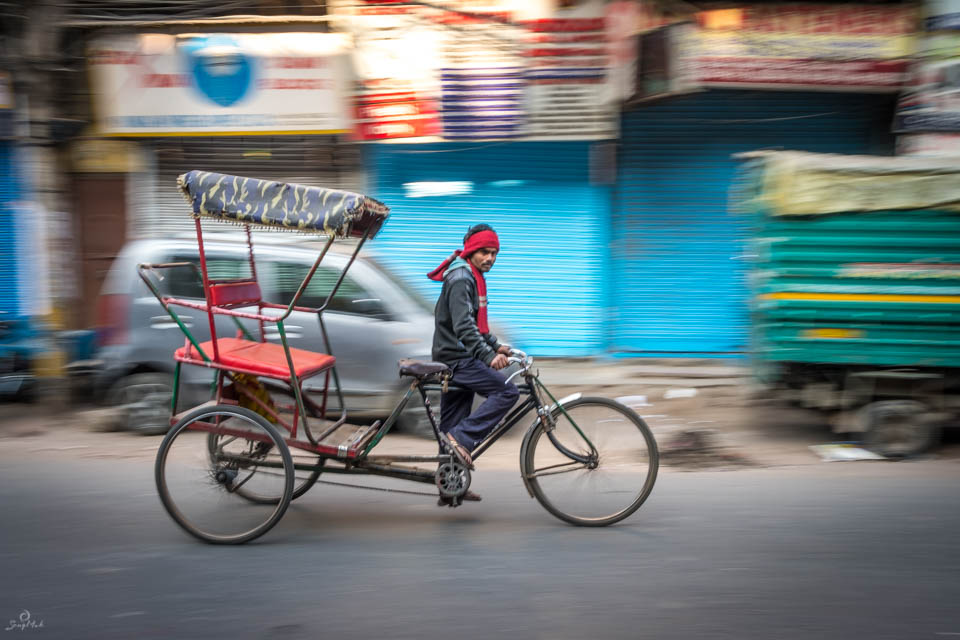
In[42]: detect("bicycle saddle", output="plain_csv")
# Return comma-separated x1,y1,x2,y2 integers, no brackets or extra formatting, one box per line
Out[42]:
398,359,451,380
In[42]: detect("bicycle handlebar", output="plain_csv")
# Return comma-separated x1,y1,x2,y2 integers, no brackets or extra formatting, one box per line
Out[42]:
506,348,533,372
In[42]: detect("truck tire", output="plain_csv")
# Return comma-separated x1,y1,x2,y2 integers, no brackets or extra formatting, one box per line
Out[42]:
861,400,940,458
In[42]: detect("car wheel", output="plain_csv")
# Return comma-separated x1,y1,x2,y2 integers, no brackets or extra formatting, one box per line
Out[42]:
106,372,174,436
396,389,442,438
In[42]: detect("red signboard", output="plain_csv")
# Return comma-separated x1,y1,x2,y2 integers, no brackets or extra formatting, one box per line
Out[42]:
697,58,909,89
354,92,441,141
689,4,916,92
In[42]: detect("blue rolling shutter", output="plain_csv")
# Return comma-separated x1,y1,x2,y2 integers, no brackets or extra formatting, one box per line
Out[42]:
0,142,21,315
370,142,610,356
612,90,896,354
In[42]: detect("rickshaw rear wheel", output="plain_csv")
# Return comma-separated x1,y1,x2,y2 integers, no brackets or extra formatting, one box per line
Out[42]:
156,404,294,544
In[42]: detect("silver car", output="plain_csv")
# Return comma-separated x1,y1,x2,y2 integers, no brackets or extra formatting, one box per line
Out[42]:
94,234,437,435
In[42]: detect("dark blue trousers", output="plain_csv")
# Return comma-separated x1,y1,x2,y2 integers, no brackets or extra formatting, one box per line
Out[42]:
440,357,520,452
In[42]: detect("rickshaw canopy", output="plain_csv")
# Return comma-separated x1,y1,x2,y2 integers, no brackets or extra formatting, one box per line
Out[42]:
177,170,390,238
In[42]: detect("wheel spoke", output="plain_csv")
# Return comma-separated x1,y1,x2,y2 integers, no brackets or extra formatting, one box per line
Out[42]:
528,460,589,478
523,398,658,526
228,467,261,493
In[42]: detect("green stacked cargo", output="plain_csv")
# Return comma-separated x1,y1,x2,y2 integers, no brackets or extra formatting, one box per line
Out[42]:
734,151,960,457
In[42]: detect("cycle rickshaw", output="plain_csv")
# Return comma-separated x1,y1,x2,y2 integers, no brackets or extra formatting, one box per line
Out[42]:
143,171,659,544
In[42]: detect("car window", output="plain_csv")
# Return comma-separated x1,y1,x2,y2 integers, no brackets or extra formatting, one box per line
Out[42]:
163,255,253,299
364,256,434,314
269,262,391,320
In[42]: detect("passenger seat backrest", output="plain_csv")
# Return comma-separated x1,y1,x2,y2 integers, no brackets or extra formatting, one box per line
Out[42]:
208,279,262,308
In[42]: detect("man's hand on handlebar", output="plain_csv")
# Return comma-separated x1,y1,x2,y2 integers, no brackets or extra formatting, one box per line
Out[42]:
490,353,510,370
496,344,512,355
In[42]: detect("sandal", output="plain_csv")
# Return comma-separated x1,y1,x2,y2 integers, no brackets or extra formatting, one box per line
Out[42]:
437,490,481,507
445,432,475,470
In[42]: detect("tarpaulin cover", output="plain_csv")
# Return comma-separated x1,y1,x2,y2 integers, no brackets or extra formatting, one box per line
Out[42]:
735,151,960,216
177,170,389,237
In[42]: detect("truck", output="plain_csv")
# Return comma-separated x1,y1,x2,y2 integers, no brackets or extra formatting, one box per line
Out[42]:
735,151,960,457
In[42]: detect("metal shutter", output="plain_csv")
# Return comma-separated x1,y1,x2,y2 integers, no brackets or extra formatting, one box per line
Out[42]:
141,137,365,238
612,90,896,354
0,142,21,315
369,142,610,356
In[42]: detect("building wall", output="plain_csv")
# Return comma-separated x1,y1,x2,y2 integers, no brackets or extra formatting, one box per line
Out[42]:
369,141,613,356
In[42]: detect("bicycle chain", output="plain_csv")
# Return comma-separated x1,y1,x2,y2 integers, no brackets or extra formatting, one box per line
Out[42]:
315,479,439,497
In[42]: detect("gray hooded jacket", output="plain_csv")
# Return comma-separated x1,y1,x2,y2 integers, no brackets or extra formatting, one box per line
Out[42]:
431,260,502,366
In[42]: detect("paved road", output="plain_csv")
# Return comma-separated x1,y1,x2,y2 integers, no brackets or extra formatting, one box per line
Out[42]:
1,452,958,640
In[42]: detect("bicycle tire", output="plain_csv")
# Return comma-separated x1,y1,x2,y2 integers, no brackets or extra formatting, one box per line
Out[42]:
521,397,658,527
156,404,294,544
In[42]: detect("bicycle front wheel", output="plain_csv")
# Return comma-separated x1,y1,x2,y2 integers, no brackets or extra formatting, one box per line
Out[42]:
156,404,294,544
522,397,658,526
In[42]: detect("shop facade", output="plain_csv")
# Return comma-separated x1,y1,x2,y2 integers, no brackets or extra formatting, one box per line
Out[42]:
0,74,22,318
75,30,363,326
610,4,912,354
613,90,898,354
369,141,613,356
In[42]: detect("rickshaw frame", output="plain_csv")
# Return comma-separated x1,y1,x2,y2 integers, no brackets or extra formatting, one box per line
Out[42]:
147,171,658,544
138,220,369,449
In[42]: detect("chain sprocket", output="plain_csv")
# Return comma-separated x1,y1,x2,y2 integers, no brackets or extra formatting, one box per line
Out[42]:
435,461,471,498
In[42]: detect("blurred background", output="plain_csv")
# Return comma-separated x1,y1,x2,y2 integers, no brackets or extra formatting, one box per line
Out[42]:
4,2,960,638
0,0,957,457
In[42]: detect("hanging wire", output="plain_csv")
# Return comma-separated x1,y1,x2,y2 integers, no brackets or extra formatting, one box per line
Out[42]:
56,0,328,22
671,111,843,124
389,141,516,153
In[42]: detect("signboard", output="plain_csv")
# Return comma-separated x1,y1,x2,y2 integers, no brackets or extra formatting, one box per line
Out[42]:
69,139,144,172
439,10,526,139
926,0,960,31
89,33,353,136
354,91,441,140
0,72,12,139
894,58,960,132
338,1,525,140
690,5,916,92
0,72,12,109
897,132,960,155
348,5,444,140
336,0,616,141
894,27,960,134
523,17,617,139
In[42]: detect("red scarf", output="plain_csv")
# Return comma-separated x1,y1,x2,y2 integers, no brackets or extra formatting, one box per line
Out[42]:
427,230,499,334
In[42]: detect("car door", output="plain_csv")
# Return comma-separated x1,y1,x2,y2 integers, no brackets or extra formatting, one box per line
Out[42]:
261,256,397,413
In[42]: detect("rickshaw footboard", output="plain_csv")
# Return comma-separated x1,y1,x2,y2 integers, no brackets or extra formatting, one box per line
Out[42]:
290,419,381,458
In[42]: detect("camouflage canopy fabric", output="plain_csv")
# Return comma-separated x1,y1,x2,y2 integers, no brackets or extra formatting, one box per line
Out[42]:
177,170,389,237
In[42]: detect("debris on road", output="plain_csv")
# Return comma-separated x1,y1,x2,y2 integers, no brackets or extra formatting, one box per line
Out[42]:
661,428,756,470
809,444,887,462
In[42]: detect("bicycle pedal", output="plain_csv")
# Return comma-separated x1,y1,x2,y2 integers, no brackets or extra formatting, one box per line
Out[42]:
437,495,463,508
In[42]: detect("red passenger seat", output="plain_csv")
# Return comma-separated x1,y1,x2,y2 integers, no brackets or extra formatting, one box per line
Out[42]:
175,337,335,380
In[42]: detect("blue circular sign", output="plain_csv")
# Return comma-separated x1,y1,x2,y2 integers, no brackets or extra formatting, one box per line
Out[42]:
181,35,254,107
